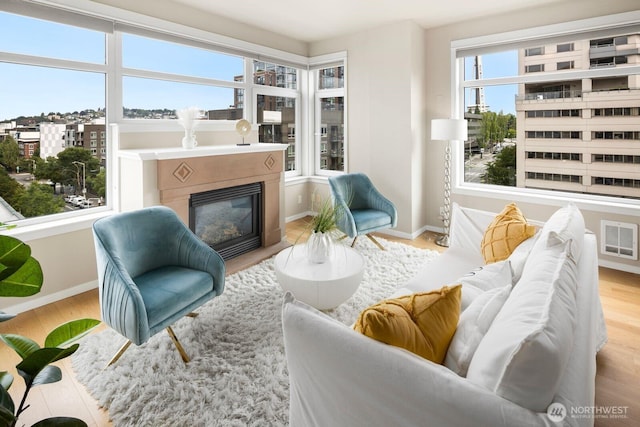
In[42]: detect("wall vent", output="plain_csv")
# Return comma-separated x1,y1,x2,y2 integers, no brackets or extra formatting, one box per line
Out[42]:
601,220,638,260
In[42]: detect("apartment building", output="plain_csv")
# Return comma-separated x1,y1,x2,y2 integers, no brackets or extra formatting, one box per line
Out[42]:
516,33,640,198
64,122,107,165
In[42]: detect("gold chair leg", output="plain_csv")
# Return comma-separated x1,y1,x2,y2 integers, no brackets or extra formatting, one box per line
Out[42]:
166,326,190,363
106,340,132,368
186,312,199,318
366,234,386,250
351,236,358,247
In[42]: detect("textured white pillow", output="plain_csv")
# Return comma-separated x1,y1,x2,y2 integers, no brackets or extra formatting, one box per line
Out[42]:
507,230,540,284
466,242,578,412
444,285,512,377
537,203,585,261
457,260,512,310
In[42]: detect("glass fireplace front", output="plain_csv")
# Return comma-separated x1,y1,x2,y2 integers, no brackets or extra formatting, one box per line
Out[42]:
189,182,262,260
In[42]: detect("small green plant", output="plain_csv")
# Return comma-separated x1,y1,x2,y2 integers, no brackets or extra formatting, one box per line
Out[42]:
308,197,338,234
0,233,100,427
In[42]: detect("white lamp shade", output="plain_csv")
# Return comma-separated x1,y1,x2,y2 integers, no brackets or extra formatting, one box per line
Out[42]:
431,118,468,141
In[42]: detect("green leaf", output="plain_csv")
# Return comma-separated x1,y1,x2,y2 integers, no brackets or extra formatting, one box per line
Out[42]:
0,403,15,426
0,311,15,323
0,235,31,278
0,334,40,359
0,256,44,297
32,365,62,387
16,345,78,382
44,319,101,348
0,384,15,423
31,417,87,427
0,371,13,391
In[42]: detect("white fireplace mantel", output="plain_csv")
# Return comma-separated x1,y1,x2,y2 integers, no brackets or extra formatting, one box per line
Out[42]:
118,142,287,161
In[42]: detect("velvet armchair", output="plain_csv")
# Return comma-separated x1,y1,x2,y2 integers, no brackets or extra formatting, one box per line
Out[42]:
328,173,398,250
92,205,225,366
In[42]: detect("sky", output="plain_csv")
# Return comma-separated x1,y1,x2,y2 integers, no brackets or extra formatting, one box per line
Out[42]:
0,11,243,121
464,51,519,115
1,10,520,121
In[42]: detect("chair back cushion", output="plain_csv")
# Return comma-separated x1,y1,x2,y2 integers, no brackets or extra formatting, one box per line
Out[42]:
93,206,193,278
329,173,374,210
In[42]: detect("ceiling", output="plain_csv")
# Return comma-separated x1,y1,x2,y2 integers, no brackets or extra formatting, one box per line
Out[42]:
171,0,570,43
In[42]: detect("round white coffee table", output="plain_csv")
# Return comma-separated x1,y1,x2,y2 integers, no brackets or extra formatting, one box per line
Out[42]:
274,244,365,310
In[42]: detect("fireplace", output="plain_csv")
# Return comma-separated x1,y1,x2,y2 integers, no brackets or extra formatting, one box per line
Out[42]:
189,182,262,260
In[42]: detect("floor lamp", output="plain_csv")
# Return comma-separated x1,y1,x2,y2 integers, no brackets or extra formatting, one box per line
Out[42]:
431,118,468,247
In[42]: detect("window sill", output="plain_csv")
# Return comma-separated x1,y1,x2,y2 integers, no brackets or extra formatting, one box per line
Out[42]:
4,209,113,242
455,183,640,216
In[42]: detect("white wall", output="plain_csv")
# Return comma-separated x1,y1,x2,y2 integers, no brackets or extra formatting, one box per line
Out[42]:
309,21,428,238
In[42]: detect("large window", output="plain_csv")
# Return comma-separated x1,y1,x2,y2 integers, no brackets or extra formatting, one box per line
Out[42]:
455,14,640,202
0,10,108,223
0,2,324,226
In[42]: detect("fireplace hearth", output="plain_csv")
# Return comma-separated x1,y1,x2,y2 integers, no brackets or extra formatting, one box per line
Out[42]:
190,182,262,260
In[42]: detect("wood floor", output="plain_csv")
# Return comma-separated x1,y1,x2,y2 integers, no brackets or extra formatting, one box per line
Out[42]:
1,218,638,426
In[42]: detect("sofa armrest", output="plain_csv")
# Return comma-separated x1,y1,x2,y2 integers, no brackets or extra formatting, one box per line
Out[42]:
282,293,550,427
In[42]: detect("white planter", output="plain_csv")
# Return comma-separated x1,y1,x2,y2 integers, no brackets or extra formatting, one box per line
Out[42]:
306,231,334,264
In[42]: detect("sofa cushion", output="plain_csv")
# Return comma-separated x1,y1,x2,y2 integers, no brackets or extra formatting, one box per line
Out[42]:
480,203,536,264
535,203,585,262
445,285,512,377
456,260,512,310
466,240,578,412
353,285,461,364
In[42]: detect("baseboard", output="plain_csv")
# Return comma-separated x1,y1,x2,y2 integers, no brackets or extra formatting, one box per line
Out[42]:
2,280,98,315
377,224,444,241
598,259,640,275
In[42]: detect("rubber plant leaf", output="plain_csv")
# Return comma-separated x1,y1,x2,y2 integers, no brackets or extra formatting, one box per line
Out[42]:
16,345,79,383
0,371,13,391
0,333,40,360
0,235,30,279
0,311,15,323
31,417,87,427
32,365,62,387
0,256,44,297
0,376,14,422
44,319,101,348
0,401,15,427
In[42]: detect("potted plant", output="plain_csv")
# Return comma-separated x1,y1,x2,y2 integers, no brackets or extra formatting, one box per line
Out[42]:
0,231,100,427
305,196,341,263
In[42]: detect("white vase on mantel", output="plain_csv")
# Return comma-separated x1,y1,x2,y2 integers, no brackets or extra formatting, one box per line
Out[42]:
306,231,334,264
181,128,197,149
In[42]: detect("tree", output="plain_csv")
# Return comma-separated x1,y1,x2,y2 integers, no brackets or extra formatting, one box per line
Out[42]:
0,168,25,207
14,182,65,217
482,145,516,186
86,168,106,198
0,136,20,172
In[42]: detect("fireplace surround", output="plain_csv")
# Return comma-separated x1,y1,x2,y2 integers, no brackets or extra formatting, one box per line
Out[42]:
118,144,287,263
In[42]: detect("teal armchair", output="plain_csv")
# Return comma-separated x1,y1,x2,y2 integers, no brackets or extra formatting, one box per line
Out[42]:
92,206,225,366
328,173,397,250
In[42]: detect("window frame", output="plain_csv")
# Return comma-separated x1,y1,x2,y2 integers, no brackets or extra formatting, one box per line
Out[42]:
451,10,640,216
0,0,325,239
310,55,347,177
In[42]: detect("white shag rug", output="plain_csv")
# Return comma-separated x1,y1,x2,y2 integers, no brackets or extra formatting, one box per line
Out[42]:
72,237,440,426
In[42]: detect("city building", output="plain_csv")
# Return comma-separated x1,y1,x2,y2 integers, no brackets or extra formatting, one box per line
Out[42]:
38,123,67,159
516,33,640,198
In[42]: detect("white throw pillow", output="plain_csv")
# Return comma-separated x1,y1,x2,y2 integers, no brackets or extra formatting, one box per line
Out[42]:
456,260,512,310
537,203,585,261
507,230,540,284
466,242,578,412
444,284,512,377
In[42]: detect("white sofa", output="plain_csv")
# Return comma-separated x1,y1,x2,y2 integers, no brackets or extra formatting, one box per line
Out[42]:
282,203,608,427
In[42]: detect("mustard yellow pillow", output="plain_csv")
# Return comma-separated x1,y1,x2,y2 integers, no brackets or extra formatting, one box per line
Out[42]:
481,203,536,264
353,285,461,364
